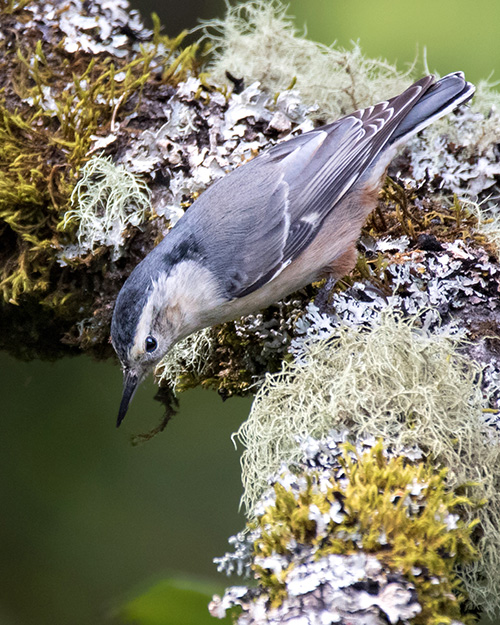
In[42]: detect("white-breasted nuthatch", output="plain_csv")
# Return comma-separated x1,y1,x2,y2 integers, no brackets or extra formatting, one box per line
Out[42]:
111,72,475,426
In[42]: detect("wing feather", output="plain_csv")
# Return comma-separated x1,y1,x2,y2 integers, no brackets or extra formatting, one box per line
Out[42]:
188,76,436,299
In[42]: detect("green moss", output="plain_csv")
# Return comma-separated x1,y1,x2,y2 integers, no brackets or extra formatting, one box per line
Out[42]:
0,5,201,306
252,441,478,623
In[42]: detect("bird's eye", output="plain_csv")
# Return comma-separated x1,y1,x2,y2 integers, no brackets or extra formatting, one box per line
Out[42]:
145,335,158,353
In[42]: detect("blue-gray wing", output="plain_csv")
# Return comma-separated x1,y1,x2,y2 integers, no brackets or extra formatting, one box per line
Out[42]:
187,73,472,300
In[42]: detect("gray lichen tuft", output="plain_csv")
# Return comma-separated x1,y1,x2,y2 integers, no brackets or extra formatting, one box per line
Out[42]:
203,0,412,122
60,156,151,260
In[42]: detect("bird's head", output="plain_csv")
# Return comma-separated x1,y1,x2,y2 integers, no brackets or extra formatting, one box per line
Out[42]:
111,227,228,427
111,267,180,427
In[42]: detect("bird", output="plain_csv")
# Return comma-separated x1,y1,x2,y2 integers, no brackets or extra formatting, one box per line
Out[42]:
111,72,475,427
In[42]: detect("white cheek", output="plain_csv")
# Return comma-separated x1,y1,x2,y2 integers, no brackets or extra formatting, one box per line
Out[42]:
161,260,226,335
131,297,156,361
129,260,226,355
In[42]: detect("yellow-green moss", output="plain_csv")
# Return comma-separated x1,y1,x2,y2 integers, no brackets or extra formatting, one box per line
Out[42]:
252,441,478,624
0,4,200,305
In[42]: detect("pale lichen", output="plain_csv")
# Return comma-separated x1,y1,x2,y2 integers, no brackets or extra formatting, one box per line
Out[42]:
403,100,500,208
155,328,214,390
59,156,151,260
236,310,500,614
202,0,412,122
213,435,477,624
463,197,500,257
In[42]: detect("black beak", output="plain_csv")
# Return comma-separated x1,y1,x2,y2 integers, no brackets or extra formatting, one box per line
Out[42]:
117,370,139,427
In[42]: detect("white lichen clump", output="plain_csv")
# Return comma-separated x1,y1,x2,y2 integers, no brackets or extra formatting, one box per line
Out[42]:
293,238,500,356
60,156,151,260
32,0,147,57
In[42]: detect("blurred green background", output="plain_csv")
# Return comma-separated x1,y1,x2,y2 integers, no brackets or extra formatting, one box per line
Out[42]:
0,353,248,625
151,0,499,85
288,0,499,85
1,1,498,624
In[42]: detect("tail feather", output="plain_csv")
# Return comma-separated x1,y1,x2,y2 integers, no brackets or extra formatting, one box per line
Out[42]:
390,71,475,145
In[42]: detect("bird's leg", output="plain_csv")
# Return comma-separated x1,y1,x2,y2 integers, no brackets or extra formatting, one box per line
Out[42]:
314,276,337,312
315,245,358,312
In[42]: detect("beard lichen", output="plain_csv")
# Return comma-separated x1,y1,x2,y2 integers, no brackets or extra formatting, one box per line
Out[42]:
155,327,214,391
202,0,412,122
236,311,500,614
59,156,151,260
